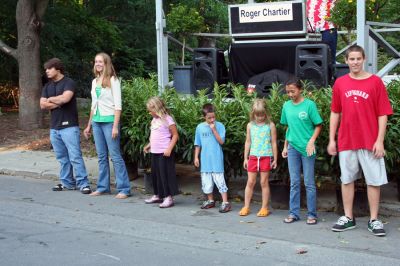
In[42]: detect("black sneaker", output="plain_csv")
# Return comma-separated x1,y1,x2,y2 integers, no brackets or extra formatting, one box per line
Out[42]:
368,219,386,237
200,200,215,209
80,186,92,194
219,202,232,213
332,216,356,232
52,184,75,191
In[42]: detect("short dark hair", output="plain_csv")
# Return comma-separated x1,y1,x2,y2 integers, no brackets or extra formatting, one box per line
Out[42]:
44,58,64,74
285,78,303,89
345,45,365,59
202,103,215,116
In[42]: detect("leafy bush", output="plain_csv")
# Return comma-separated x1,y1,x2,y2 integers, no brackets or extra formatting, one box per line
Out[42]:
385,80,400,176
120,77,400,183
120,75,158,169
163,83,255,178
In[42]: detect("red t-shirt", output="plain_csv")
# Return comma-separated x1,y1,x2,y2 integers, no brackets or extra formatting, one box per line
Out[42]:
331,74,393,152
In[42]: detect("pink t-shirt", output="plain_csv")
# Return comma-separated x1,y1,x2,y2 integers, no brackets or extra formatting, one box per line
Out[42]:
331,74,393,152
150,114,176,153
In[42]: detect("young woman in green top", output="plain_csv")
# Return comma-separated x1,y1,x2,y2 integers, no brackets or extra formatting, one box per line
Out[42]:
280,79,323,224
84,52,131,199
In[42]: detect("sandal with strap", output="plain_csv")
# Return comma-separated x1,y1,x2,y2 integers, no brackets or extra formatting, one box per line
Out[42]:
283,215,299,223
239,207,251,216
257,208,270,217
306,217,318,225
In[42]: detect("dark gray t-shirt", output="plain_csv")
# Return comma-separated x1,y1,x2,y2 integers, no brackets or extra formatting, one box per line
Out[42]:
41,76,79,129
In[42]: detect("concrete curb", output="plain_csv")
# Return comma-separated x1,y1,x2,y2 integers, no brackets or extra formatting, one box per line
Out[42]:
1,149,399,217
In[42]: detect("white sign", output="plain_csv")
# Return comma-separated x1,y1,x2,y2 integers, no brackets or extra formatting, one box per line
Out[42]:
239,3,293,23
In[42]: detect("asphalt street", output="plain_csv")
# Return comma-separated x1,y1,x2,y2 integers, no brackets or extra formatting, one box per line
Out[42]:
1,175,400,266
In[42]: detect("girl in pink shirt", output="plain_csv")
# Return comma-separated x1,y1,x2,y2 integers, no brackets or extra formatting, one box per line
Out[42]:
143,97,179,208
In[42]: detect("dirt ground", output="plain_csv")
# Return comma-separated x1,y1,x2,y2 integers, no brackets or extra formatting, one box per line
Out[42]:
0,109,95,154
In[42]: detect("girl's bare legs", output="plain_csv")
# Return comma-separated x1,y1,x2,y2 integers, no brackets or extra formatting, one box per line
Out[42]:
260,171,270,209
244,172,257,208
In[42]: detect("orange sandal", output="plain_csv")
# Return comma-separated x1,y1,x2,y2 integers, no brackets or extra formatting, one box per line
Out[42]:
257,208,270,217
239,207,251,216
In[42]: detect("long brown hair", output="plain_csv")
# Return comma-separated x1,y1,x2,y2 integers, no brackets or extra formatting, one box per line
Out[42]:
93,52,117,88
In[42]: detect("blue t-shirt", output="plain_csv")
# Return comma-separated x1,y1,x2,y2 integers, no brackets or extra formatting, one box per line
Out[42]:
194,121,225,173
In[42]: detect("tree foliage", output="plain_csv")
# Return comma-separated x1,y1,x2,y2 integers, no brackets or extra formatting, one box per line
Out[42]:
167,4,204,65
0,0,18,83
0,0,157,96
41,1,123,97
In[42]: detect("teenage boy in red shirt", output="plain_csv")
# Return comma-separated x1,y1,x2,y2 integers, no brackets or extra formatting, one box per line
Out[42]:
328,45,393,237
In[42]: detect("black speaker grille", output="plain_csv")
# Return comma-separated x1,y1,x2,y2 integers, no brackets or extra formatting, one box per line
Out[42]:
295,44,331,88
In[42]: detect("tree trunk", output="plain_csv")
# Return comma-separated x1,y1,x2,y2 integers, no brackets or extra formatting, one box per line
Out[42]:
15,0,48,130
181,38,186,66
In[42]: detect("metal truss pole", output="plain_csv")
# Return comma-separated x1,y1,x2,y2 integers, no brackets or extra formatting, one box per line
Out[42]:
356,1,371,72
156,0,168,93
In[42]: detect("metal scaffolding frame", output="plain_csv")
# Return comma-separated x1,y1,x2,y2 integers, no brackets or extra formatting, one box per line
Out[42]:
156,0,399,90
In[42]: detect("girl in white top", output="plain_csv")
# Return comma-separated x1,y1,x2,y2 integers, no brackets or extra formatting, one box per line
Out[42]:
84,52,131,199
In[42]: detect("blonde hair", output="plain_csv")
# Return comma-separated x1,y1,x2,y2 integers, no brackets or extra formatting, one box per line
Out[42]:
146,97,170,119
93,52,117,88
249,98,271,123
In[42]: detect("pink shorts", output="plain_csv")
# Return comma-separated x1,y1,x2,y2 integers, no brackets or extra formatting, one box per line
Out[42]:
247,156,271,172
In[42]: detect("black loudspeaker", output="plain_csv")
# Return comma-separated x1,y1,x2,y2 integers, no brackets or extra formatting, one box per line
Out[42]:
295,44,331,88
333,64,350,81
193,48,228,94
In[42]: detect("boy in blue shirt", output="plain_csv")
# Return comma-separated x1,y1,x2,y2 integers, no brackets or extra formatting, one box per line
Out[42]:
194,104,231,213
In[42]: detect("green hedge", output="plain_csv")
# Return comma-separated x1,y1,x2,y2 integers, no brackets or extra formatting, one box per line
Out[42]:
120,77,400,183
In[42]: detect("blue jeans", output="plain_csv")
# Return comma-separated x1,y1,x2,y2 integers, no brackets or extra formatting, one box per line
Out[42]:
92,122,131,195
287,144,317,219
50,126,89,190
322,28,338,63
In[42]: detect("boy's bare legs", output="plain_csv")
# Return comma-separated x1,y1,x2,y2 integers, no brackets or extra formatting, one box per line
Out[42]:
206,193,214,202
367,185,380,220
260,171,270,209
342,182,355,219
244,172,257,208
221,192,228,203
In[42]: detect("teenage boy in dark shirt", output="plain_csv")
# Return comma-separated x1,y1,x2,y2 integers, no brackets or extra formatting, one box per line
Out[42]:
40,58,91,194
